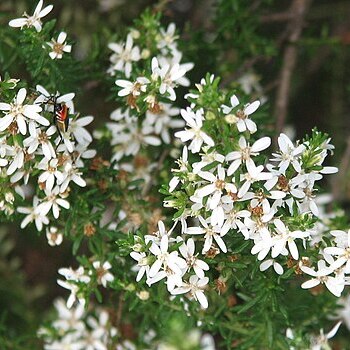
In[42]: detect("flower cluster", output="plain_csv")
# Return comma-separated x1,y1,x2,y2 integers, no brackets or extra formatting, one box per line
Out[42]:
39,298,119,350
9,1,72,61
0,80,94,235
57,261,114,308
100,14,193,174
129,74,348,309
286,322,342,350
39,297,216,350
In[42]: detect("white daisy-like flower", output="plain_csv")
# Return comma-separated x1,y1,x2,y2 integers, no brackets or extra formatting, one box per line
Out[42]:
148,235,187,278
35,85,75,115
175,107,214,153
157,23,178,50
38,158,64,192
24,122,56,159
59,161,86,192
259,259,284,275
171,275,209,309
192,148,225,174
0,88,48,135
186,216,227,254
271,133,305,173
151,57,192,101
6,146,26,176
300,260,344,297
108,33,141,78
57,280,85,309
310,322,342,350
115,77,150,97
92,261,114,288
143,103,183,144
46,226,63,246
169,146,189,192
271,219,309,260
47,32,72,60
130,251,150,282
17,196,49,231
238,161,272,198
324,229,350,273
37,186,70,219
226,136,271,176
67,115,93,146
221,95,259,134
9,0,53,32
179,238,209,279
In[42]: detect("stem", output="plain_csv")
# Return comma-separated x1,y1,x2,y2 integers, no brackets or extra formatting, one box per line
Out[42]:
274,0,312,142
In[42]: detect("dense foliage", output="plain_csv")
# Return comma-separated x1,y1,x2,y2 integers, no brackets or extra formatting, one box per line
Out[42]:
1,1,350,349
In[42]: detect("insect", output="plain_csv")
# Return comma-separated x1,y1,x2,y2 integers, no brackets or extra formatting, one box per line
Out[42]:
51,96,70,143
35,87,75,146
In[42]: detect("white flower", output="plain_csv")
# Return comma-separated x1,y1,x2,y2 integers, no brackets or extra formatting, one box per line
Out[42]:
57,280,85,309
38,158,64,192
0,88,48,135
46,226,63,246
271,133,305,173
130,251,150,282
59,266,91,283
222,95,259,133
186,216,227,254
259,259,284,275
37,187,70,219
59,161,86,192
148,235,187,278
6,146,25,176
220,207,251,237
171,275,209,309
157,23,178,50
336,295,350,330
115,77,149,97
108,33,141,78
151,57,192,101
297,173,321,216
48,32,72,60
226,136,271,176
179,238,209,279
17,196,49,231
52,297,85,333
144,103,183,144
169,146,188,192
68,115,94,146
271,219,309,260
195,165,237,210
310,322,342,350
35,85,75,114
192,148,225,174
93,261,114,287
251,227,274,260
195,165,237,227
24,123,56,159
301,260,344,297
107,109,161,161
9,0,53,32
324,229,350,273
175,108,214,153
238,161,272,198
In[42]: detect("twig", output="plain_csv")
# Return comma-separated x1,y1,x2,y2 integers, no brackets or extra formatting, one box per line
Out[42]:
260,12,294,23
116,292,124,328
274,0,312,142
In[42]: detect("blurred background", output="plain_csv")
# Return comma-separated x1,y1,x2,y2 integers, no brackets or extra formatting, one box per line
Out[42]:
0,0,350,347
